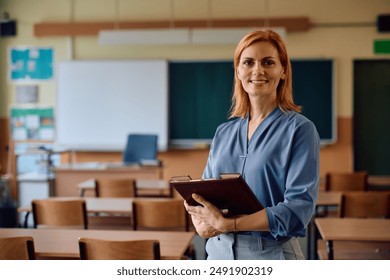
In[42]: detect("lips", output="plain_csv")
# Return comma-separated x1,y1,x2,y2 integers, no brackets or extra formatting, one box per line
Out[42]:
250,79,267,84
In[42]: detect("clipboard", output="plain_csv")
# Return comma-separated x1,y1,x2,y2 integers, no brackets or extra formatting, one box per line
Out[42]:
170,174,263,217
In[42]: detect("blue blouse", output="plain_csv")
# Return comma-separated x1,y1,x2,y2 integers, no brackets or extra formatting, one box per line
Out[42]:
202,107,320,240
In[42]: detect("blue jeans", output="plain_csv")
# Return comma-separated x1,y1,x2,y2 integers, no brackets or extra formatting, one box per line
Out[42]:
206,233,304,260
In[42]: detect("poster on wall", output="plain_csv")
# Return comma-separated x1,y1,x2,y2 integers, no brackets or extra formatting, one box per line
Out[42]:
10,106,55,141
9,47,54,81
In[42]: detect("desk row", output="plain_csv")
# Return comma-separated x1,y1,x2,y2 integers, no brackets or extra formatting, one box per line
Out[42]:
0,228,194,260
18,197,191,231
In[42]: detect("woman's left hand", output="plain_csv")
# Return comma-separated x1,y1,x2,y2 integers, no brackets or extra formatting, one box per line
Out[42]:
184,193,228,233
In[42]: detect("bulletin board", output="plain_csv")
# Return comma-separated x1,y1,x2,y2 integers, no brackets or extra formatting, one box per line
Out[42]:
9,47,54,81
10,107,55,141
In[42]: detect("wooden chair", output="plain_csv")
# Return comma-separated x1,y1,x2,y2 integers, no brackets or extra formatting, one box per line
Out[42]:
325,171,368,192
95,178,137,197
78,238,160,260
132,198,195,259
132,199,189,231
32,199,88,229
88,178,137,230
319,171,369,218
0,236,36,260
339,191,390,218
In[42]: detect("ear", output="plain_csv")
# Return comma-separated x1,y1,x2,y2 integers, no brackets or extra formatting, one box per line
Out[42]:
236,69,241,79
281,69,286,80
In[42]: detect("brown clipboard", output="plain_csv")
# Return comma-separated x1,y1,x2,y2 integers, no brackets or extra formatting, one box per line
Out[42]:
170,174,263,217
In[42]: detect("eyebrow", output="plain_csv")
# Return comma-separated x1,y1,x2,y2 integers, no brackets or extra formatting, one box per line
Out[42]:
240,56,277,61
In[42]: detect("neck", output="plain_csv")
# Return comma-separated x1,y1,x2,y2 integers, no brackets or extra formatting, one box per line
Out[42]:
249,101,277,122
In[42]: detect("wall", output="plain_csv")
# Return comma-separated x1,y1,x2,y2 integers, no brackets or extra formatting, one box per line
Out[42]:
1,0,389,182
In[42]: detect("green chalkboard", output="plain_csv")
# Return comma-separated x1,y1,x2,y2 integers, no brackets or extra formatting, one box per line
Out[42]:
291,59,334,143
169,61,234,145
353,60,390,176
169,59,335,146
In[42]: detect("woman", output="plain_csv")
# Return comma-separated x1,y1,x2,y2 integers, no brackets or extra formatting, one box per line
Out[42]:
184,30,320,260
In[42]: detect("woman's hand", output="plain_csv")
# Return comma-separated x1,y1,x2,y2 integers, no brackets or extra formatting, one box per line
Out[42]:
188,214,223,238
184,193,231,236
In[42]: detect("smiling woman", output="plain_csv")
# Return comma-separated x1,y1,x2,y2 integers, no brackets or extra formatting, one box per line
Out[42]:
183,30,320,260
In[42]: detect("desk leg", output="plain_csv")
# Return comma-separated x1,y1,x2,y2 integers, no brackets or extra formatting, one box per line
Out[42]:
308,213,321,260
307,217,313,259
23,212,30,228
326,240,334,260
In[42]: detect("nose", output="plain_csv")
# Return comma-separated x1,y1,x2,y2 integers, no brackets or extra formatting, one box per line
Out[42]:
253,62,265,74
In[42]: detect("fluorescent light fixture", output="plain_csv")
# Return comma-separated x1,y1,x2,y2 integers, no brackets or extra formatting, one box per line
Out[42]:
190,27,287,44
98,28,190,45
98,27,286,45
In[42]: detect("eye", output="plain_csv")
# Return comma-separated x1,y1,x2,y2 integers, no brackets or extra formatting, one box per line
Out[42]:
242,59,254,66
263,59,276,66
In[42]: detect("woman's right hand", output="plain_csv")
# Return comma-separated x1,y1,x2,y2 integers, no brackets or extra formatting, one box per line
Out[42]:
184,200,222,238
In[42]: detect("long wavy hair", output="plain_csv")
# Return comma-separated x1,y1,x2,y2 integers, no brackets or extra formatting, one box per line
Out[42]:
229,30,301,118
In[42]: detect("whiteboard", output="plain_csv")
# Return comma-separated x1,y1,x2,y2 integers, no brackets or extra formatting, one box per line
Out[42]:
56,60,168,151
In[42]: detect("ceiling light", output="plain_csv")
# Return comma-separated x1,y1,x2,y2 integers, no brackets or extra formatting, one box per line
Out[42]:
98,28,190,45
190,27,286,44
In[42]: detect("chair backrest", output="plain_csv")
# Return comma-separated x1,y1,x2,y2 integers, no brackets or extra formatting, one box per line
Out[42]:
325,171,368,192
132,199,189,231
32,199,88,229
123,134,158,164
78,237,160,260
95,178,137,197
0,236,36,260
339,191,390,218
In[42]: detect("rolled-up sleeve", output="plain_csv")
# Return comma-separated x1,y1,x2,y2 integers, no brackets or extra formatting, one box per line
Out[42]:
266,121,320,238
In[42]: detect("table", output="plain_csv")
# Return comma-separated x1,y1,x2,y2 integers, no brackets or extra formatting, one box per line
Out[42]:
54,162,163,197
0,228,194,260
368,176,390,190
316,191,342,207
78,178,171,197
307,191,342,260
314,218,390,260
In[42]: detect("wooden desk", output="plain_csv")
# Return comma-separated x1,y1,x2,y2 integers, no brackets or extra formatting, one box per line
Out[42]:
54,162,163,197
78,178,171,197
18,197,181,228
315,218,390,260
307,191,343,260
368,176,390,190
316,191,342,207
19,197,133,215
0,228,194,260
